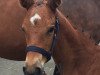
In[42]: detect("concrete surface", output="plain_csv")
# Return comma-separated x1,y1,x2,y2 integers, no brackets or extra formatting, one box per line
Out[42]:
0,57,55,75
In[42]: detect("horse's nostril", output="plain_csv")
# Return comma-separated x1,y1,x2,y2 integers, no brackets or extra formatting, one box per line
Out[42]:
23,66,45,75
23,66,26,72
34,67,43,75
23,66,27,75
35,67,46,75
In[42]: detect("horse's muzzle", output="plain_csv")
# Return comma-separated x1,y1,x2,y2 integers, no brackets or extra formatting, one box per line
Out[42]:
23,66,46,75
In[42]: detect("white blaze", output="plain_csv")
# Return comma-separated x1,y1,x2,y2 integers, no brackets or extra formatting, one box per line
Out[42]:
30,13,41,25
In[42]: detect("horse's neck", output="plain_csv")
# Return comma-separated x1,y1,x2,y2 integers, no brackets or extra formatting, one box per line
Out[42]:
52,10,100,75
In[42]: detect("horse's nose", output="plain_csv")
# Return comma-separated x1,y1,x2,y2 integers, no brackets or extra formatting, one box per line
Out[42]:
23,66,45,75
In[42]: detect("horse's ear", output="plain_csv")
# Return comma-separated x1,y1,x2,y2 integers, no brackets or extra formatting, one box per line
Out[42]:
19,0,34,10
48,0,62,10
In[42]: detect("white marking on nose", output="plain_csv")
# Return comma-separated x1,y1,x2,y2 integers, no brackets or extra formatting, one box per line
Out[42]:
30,13,41,25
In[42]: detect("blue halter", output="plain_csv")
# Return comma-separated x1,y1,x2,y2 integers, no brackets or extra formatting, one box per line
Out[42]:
26,17,60,62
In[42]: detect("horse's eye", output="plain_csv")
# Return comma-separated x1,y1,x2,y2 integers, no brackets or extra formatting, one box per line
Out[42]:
47,26,55,34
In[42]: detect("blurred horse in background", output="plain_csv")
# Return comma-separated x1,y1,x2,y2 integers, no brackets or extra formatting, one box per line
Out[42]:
0,0,27,60
0,0,47,61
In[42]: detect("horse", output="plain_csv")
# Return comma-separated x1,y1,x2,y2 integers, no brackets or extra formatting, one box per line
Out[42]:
0,0,28,60
21,0,100,75
0,0,36,60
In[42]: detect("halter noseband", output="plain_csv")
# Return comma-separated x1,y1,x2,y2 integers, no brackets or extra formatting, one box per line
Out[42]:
26,17,60,62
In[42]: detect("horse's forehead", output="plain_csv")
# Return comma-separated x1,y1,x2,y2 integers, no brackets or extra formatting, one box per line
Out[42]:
30,13,41,25
31,5,50,14
29,5,54,26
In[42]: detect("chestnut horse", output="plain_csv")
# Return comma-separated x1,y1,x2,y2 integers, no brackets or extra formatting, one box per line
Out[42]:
0,0,27,60
0,0,100,75
21,0,100,75
0,0,37,60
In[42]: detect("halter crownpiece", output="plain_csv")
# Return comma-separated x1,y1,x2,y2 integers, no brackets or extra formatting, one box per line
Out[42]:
26,17,60,62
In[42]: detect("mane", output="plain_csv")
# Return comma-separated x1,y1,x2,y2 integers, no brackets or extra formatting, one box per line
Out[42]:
55,9,100,50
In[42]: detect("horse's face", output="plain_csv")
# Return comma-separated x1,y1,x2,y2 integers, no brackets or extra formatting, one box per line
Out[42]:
23,5,56,52
22,0,61,74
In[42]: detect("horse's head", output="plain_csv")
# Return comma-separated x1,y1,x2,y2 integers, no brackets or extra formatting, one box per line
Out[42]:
22,0,61,74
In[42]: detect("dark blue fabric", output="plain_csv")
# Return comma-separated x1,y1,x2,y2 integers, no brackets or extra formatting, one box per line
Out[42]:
26,46,51,62
55,17,60,33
